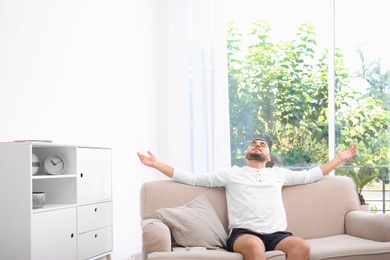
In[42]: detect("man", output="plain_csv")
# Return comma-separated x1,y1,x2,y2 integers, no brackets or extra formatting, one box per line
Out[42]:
137,138,357,260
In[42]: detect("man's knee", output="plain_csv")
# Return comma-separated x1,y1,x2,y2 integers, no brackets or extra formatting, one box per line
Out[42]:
244,236,264,252
275,236,310,259
289,238,310,259
233,235,265,258
297,239,310,256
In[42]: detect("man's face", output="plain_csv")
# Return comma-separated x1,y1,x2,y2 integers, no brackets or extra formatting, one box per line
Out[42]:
244,139,271,162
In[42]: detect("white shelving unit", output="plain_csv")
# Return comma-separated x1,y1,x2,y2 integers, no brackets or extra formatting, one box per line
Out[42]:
0,142,113,260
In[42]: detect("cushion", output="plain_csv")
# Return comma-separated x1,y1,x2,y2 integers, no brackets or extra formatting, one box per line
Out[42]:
155,194,228,248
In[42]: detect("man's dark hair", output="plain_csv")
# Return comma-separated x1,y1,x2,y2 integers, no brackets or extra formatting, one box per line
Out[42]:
251,138,272,154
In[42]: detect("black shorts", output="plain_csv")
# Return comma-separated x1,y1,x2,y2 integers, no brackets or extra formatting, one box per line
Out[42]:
227,228,293,252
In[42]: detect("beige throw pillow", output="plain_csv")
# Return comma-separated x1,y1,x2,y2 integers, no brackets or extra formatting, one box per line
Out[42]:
155,194,228,248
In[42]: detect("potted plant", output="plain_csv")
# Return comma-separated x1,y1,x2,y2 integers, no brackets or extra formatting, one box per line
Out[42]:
336,164,378,211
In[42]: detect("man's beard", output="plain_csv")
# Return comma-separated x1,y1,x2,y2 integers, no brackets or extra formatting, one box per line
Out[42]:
246,152,268,162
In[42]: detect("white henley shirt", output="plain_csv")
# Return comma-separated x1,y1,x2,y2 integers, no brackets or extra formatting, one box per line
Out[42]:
173,165,323,234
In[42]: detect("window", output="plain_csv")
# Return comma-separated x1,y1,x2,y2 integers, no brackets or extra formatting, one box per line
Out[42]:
158,0,389,213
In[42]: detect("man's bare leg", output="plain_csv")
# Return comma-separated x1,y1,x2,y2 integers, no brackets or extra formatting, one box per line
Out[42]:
233,234,266,260
274,236,310,260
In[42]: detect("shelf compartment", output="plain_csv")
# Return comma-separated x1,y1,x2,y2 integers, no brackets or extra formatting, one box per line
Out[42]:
32,146,76,176
33,178,77,206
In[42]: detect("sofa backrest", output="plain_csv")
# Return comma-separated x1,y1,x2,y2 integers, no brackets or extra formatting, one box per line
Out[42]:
140,175,360,239
283,175,360,238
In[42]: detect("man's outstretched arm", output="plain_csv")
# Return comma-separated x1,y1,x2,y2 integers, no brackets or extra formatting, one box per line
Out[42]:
319,143,357,176
137,151,174,178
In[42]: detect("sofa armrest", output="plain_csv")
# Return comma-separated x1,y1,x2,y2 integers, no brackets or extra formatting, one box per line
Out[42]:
142,218,172,260
345,210,390,242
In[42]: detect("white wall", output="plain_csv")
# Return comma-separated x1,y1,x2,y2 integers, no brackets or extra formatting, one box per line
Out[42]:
0,0,165,259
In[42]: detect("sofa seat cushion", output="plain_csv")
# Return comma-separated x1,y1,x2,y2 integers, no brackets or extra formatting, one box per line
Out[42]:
146,235,390,260
307,234,390,260
148,247,286,260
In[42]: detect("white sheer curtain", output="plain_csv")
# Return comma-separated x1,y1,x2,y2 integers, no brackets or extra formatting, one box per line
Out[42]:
156,0,231,172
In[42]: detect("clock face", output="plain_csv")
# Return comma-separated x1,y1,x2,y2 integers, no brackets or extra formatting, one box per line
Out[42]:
43,155,66,175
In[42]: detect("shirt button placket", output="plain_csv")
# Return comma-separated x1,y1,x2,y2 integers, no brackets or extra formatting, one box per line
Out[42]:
257,170,261,182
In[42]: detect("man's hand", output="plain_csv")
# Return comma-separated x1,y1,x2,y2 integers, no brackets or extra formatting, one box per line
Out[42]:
337,143,357,163
137,151,157,168
320,143,357,176
137,151,175,178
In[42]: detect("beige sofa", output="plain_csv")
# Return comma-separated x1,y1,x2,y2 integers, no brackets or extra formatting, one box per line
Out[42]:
140,176,390,260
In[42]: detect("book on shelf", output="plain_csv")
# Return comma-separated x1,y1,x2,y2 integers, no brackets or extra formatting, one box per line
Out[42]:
0,140,53,144
14,140,53,143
